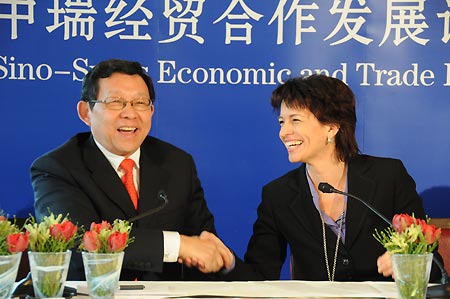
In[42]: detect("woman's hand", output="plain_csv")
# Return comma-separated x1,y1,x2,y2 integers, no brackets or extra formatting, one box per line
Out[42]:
377,251,394,278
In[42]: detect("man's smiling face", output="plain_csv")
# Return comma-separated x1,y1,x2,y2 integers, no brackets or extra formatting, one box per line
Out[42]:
78,72,154,157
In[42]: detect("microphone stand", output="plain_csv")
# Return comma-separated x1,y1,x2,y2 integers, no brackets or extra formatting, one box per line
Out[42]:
128,191,168,222
318,182,449,297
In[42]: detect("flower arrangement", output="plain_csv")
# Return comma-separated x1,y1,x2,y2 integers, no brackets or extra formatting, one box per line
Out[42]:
80,220,133,299
23,213,80,298
24,213,79,252
0,213,29,299
80,219,133,253
374,214,441,299
0,214,29,255
374,213,441,254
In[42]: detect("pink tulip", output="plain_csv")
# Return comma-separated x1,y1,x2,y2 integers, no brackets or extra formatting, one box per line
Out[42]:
392,214,415,233
83,231,101,252
422,223,441,244
50,220,78,241
6,232,29,253
90,221,112,233
107,231,128,252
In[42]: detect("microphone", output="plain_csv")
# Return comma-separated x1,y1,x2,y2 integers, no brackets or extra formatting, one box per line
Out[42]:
318,182,391,225
128,190,168,222
318,182,449,287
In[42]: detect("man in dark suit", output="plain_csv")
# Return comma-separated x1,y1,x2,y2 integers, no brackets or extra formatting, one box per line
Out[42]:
31,59,233,280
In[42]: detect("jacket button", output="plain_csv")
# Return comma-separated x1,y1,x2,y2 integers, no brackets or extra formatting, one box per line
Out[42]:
343,259,349,266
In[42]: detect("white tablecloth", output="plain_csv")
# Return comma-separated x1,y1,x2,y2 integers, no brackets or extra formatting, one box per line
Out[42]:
67,280,400,298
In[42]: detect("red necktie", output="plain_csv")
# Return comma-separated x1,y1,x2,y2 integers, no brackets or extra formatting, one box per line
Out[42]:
120,158,138,210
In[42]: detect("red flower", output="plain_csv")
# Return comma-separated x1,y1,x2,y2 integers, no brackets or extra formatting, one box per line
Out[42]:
83,231,101,252
90,221,112,233
421,222,441,244
6,232,29,253
392,214,415,233
81,220,133,253
107,231,128,253
50,220,78,242
376,214,441,254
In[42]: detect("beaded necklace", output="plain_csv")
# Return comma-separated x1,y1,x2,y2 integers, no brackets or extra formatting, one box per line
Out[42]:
309,164,347,282
319,207,346,281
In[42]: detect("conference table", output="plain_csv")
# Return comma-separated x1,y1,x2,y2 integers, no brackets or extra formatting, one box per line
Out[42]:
66,280,403,298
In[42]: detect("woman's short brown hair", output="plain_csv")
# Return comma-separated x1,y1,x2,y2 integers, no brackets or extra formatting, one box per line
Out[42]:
270,75,359,162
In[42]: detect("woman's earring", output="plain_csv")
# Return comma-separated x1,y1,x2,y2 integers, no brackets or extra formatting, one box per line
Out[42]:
327,137,333,144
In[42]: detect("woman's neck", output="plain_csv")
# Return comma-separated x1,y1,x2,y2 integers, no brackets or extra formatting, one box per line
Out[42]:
307,160,348,221
306,160,346,189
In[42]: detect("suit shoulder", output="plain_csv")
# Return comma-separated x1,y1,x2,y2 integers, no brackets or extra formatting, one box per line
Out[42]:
354,154,403,165
142,136,193,160
32,133,90,164
351,154,406,174
264,166,303,190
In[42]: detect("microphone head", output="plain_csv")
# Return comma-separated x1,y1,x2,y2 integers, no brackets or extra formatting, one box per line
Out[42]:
318,182,334,193
158,190,168,203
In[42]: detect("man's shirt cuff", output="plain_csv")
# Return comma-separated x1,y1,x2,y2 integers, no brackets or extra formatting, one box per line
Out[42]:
163,231,180,262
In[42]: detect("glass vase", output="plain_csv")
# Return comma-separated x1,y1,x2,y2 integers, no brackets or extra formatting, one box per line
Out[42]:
28,250,71,298
82,251,124,299
0,252,22,299
391,253,433,299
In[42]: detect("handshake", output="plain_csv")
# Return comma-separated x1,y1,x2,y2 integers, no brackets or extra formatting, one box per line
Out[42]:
178,231,235,273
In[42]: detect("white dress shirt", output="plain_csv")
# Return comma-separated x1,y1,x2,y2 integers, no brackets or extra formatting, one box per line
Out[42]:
94,139,180,262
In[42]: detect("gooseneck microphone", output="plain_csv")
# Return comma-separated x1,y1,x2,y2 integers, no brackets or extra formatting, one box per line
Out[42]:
318,182,391,225
128,190,168,222
318,182,449,287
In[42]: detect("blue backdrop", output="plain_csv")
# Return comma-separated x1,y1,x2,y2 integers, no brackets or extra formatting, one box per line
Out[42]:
1,0,449,278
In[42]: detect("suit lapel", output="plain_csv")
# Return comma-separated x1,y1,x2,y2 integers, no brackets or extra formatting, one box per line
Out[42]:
345,157,376,248
138,143,170,215
288,165,324,244
286,158,379,249
133,137,171,219
83,136,137,219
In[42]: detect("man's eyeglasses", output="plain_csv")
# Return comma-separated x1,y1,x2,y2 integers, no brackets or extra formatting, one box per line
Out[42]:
87,97,153,111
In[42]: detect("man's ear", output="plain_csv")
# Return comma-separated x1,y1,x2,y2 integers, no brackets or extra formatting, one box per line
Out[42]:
150,102,155,116
77,101,91,126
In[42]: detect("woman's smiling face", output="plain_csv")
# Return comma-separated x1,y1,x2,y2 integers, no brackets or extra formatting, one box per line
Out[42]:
278,101,334,164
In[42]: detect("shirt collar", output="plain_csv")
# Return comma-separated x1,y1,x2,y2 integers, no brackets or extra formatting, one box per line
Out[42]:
93,138,141,172
305,164,348,225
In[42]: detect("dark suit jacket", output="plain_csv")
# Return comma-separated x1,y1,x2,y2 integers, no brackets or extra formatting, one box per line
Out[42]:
31,132,217,281
225,155,444,282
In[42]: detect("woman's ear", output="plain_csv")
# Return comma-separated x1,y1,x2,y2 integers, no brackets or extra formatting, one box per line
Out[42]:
77,101,91,126
327,123,340,138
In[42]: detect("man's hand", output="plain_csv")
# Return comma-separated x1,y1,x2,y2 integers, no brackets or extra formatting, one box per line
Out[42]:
377,251,394,278
178,231,234,273
199,231,234,270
